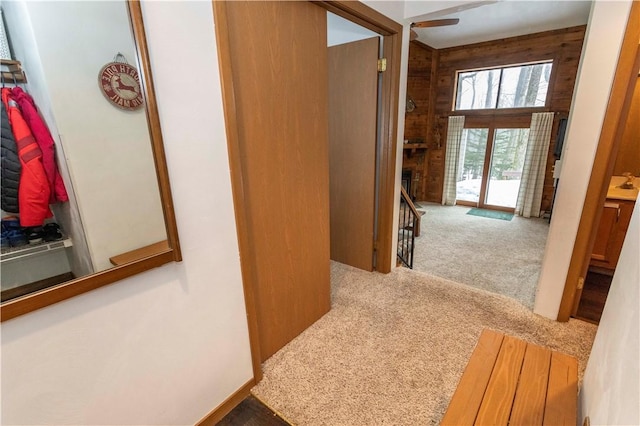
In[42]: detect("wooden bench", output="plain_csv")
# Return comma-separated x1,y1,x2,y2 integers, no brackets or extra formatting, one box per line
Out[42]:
441,329,578,426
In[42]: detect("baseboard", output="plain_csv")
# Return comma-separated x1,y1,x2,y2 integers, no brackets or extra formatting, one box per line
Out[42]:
195,378,255,425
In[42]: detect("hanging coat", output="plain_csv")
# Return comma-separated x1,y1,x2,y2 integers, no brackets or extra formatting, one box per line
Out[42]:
1,88,52,227
11,87,68,204
1,102,21,213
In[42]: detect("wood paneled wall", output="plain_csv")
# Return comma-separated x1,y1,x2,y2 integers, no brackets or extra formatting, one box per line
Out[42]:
404,26,586,207
405,42,435,141
403,41,439,201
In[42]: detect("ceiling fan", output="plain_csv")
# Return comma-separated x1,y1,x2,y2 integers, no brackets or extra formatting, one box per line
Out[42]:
410,18,460,41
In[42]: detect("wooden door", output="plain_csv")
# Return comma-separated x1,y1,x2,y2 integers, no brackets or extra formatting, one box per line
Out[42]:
223,1,331,361
328,37,379,271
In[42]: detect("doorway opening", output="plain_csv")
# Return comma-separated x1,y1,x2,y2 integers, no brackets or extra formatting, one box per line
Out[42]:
573,74,639,324
401,20,587,308
213,0,403,381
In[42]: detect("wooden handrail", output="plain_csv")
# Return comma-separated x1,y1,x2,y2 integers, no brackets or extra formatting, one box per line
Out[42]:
400,186,421,237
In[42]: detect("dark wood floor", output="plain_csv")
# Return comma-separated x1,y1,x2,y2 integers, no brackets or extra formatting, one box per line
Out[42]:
217,395,290,426
575,270,613,324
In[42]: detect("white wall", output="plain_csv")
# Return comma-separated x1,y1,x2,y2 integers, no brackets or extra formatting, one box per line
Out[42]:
327,12,378,47
403,0,485,20
25,1,166,271
363,0,406,23
580,201,640,425
1,1,253,424
534,0,633,319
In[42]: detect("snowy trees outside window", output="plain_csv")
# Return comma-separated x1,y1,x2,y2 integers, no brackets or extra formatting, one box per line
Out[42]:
455,62,552,111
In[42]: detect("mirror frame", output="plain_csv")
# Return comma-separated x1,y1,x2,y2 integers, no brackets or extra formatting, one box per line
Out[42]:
0,1,182,322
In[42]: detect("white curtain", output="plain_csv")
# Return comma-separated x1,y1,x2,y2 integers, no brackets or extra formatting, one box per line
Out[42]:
442,116,465,206
515,112,554,217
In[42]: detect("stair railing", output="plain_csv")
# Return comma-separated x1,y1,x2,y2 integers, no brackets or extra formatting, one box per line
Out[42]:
398,186,421,268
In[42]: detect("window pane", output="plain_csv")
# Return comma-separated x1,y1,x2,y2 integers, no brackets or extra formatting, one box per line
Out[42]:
455,69,500,110
485,128,530,207
497,63,552,108
456,128,488,202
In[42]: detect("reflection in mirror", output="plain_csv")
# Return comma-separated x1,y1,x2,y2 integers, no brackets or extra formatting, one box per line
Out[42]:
1,1,171,304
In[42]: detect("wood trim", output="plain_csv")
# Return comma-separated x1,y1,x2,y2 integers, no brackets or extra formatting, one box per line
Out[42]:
456,200,477,207
558,1,640,321
481,205,516,214
452,107,551,117
1,273,74,303
316,1,401,35
0,1,183,322
377,24,402,273
109,240,169,266
1,251,174,321
212,0,264,382
128,1,182,262
314,1,402,273
195,379,255,426
464,114,533,128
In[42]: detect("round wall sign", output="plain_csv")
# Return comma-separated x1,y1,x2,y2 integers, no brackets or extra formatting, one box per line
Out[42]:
99,62,144,111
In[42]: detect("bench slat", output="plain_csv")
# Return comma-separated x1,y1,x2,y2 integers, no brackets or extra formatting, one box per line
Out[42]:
440,329,504,426
543,351,578,426
510,343,552,425
474,335,527,426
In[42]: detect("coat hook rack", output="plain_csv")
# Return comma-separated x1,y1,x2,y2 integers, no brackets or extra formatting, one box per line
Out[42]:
0,59,27,84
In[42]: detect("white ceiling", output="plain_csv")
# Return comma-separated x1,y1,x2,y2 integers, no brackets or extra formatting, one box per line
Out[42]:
411,1,592,49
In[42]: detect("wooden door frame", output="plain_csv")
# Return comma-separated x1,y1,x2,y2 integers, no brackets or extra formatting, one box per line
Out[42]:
213,1,402,381
557,1,640,322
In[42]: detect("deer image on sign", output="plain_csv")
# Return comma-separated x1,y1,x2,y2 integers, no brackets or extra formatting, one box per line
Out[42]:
99,59,144,111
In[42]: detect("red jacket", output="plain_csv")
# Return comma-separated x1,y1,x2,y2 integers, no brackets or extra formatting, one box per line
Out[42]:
11,87,68,204
1,88,52,227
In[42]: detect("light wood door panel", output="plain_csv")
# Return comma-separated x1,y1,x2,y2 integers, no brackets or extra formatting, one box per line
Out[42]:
225,1,331,361
328,37,379,271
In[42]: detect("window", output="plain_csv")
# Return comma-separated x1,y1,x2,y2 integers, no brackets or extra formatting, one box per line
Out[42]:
456,127,530,209
454,62,553,111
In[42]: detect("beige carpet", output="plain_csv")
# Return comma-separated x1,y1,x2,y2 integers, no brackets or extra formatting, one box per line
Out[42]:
413,203,550,309
252,262,596,426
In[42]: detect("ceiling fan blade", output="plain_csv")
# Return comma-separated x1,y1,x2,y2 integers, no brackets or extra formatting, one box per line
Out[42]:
412,18,460,28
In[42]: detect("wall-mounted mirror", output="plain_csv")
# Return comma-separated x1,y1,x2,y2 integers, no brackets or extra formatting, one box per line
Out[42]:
0,1,181,321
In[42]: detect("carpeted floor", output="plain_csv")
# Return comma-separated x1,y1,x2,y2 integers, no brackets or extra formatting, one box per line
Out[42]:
252,262,597,426
413,203,549,309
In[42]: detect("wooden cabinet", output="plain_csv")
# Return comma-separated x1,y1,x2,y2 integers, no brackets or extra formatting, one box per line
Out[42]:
590,199,636,270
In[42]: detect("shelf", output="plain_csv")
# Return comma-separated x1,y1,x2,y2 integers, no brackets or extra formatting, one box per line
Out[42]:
109,240,169,266
1,238,72,263
403,143,428,149
0,59,27,84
